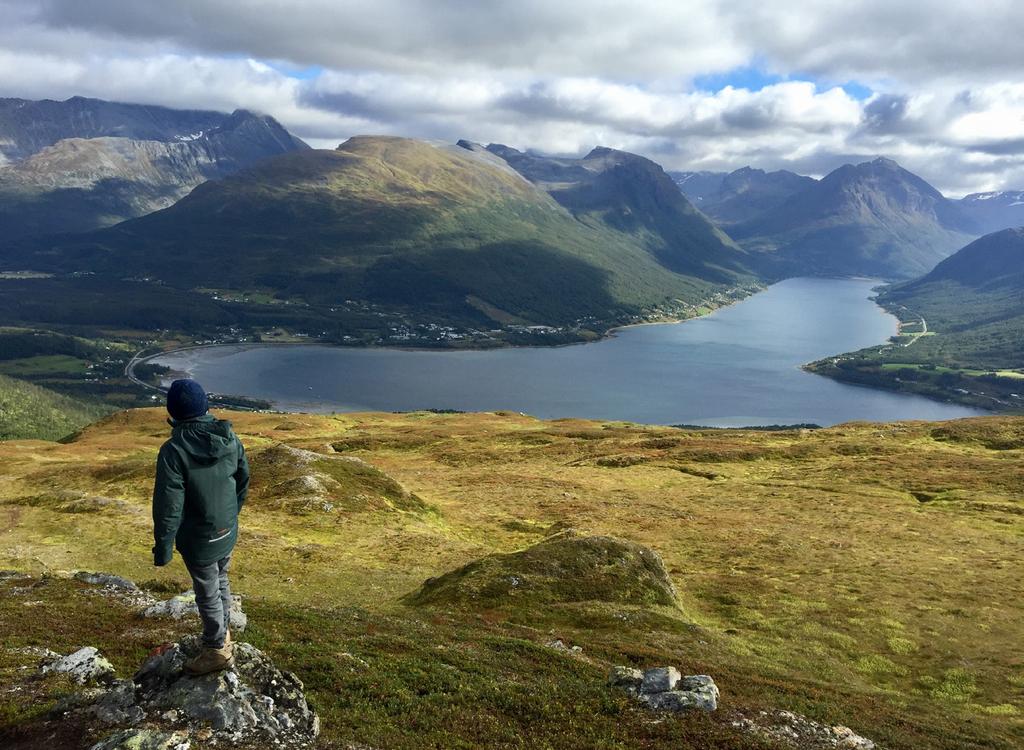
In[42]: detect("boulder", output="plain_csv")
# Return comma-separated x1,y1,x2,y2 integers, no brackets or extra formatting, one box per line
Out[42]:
641,666,680,693
640,675,719,712
610,665,718,713
41,646,115,685
56,636,318,748
142,591,247,632
606,666,643,693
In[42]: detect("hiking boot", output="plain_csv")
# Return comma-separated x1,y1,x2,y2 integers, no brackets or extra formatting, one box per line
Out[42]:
183,644,234,676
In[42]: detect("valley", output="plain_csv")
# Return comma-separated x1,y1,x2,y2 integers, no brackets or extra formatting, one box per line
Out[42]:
2,7,1024,749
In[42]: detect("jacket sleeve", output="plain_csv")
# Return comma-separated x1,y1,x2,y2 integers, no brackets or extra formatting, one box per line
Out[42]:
152,444,185,566
234,436,251,511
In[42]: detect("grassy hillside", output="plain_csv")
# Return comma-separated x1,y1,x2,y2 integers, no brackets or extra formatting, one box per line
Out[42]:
7,137,755,337
1,409,1022,748
0,372,113,440
808,228,1024,409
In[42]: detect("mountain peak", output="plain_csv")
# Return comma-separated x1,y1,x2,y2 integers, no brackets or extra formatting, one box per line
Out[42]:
870,156,900,169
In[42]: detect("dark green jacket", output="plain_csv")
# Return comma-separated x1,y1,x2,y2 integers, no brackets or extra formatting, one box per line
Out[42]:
152,415,250,567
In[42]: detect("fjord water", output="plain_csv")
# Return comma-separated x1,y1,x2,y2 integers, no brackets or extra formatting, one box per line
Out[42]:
155,278,983,426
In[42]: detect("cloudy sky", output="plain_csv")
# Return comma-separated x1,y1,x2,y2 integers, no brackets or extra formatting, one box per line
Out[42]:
2,0,1023,195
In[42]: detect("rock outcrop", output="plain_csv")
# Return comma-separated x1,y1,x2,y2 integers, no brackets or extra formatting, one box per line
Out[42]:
733,709,878,749
89,729,192,750
250,444,429,515
407,531,678,609
46,637,318,749
608,665,719,712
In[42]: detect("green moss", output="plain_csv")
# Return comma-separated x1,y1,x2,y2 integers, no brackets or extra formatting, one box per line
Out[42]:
930,668,978,703
406,531,678,611
887,637,919,655
855,654,909,677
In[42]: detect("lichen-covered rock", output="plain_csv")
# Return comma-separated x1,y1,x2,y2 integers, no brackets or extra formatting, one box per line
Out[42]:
641,666,680,694
41,646,115,684
734,709,878,749
89,728,191,750
610,665,719,714
132,636,319,746
606,666,643,693
640,675,718,712
142,591,247,632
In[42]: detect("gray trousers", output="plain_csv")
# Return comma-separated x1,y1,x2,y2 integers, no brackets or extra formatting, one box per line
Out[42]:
184,555,231,649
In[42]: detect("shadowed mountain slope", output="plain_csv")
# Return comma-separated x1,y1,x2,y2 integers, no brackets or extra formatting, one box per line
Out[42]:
671,167,817,226
484,143,750,285
730,157,978,279
0,97,308,239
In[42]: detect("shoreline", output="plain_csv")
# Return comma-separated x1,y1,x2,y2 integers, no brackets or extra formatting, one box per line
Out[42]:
119,277,992,425
130,281,767,385
127,276,992,421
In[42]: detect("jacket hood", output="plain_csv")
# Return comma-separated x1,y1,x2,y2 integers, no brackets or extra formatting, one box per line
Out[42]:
169,415,236,464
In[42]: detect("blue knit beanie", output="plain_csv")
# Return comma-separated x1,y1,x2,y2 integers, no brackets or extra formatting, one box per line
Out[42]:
166,379,208,421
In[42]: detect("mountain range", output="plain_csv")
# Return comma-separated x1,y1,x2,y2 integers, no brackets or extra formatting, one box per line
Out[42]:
675,161,1024,279
671,167,816,226
957,191,1024,235
2,94,1023,375
5,135,752,333
0,96,308,239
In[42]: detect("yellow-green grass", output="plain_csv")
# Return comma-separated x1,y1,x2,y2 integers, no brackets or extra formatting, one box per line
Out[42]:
881,363,1024,379
1,409,1022,749
0,373,114,441
0,355,91,377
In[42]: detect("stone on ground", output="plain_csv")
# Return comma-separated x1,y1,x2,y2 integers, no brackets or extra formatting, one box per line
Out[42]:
142,591,247,632
74,571,157,608
41,646,115,685
610,664,719,713
606,666,643,693
133,635,319,744
641,666,680,693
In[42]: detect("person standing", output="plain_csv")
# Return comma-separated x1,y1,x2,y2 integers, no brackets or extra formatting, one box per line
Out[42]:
152,379,250,675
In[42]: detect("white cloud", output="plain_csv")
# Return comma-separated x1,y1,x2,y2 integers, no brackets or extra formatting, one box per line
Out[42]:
1,0,1023,193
